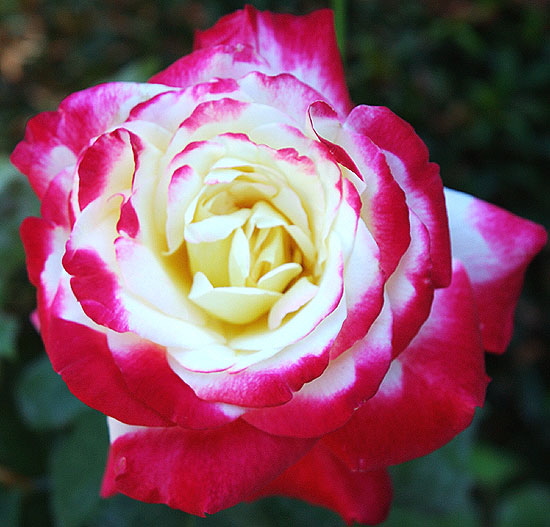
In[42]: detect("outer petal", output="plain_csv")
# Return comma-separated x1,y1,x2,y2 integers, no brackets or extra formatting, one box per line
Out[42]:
100,418,315,516
149,44,269,91
329,207,385,358
44,316,171,427
445,188,547,353
309,101,411,279
64,246,220,348
193,6,352,117
243,301,394,438
20,217,68,340
10,82,169,198
107,332,244,429
385,211,434,356
345,105,452,288
250,442,392,526
322,262,489,471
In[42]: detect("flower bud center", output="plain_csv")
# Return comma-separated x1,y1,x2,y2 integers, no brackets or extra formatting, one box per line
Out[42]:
183,166,317,327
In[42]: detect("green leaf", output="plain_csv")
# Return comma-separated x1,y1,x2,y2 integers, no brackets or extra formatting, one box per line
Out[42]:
389,424,477,515
470,444,522,489
50,411,108,527
497,484,550,527
15,355,87,430
0,310,18,360
195,497,343,527
95,495,192,527
0,396,44,475
0,486,23,527
382,506,478,527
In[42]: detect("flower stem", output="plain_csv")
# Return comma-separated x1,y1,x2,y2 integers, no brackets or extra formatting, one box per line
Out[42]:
332,0,346,61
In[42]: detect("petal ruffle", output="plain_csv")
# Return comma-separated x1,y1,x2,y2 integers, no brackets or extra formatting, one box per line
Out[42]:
250,442,392,526
10,82,168,198
243,302,394,438
308,101,411,279
322,262,489,471
100,418,315,516
445,188,547,353
45,316,171,427
107,332,245,428
345,105,452,288
193,6,351,117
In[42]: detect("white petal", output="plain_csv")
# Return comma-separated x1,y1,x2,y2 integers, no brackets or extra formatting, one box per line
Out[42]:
184,208,250,243
188,272,281,324
268,277,319,330
228,228,250,287
257,262,302,292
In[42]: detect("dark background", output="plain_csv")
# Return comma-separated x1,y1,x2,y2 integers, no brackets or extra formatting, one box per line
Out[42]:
1,1,548,525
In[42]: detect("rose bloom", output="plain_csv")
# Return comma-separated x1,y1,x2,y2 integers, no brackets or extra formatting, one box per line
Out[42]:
12,6,546,525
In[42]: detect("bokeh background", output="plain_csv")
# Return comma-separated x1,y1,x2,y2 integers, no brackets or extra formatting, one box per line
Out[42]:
1,1,549,526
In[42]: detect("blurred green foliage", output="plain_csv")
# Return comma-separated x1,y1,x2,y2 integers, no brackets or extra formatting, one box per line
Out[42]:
0,0,548,526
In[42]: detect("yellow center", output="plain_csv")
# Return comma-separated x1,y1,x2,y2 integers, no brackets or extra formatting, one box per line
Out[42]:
183,166,318,327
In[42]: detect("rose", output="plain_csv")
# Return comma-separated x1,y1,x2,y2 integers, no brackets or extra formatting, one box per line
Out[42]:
12,6,546,525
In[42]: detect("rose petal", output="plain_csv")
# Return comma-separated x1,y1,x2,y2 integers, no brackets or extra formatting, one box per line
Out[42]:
385,211,435,356
243,301,393,438
322,261,489,471
257,262,302,292
309,101,411,279
193,6,352,117
188,272,281,325
77,129,136,210
46,316,171,427
344,105,452,288
100,418,316,516
149,44,269,91
10,82,168,198
250,442,392,526
267,277,318,330
107,333,244,428
445,188,547,353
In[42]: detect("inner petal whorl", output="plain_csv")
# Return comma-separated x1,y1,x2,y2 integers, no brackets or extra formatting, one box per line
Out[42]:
182,165,317,327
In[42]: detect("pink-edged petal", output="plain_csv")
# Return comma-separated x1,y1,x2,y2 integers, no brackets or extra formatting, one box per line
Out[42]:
44,315,170,427
445,188,547,353
107,333,244,429
11,82,168,198
322,262,489,471
385,211,434,356
309,101,411,278
129,80,241,134
173,97,296,144
168,270,347,410
169,358,294,409
243,302,394,438
20,217,62,290
238,72,327,127
149,44,269,90
344,105,451,287
250,442,392,526
193,6,352,117
100,418,316,516
64,246,220,348
24,218,171,427
330,220,385,358
77,129,136,210
39,168,75,228
20,217,71,341
64,247,129,333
